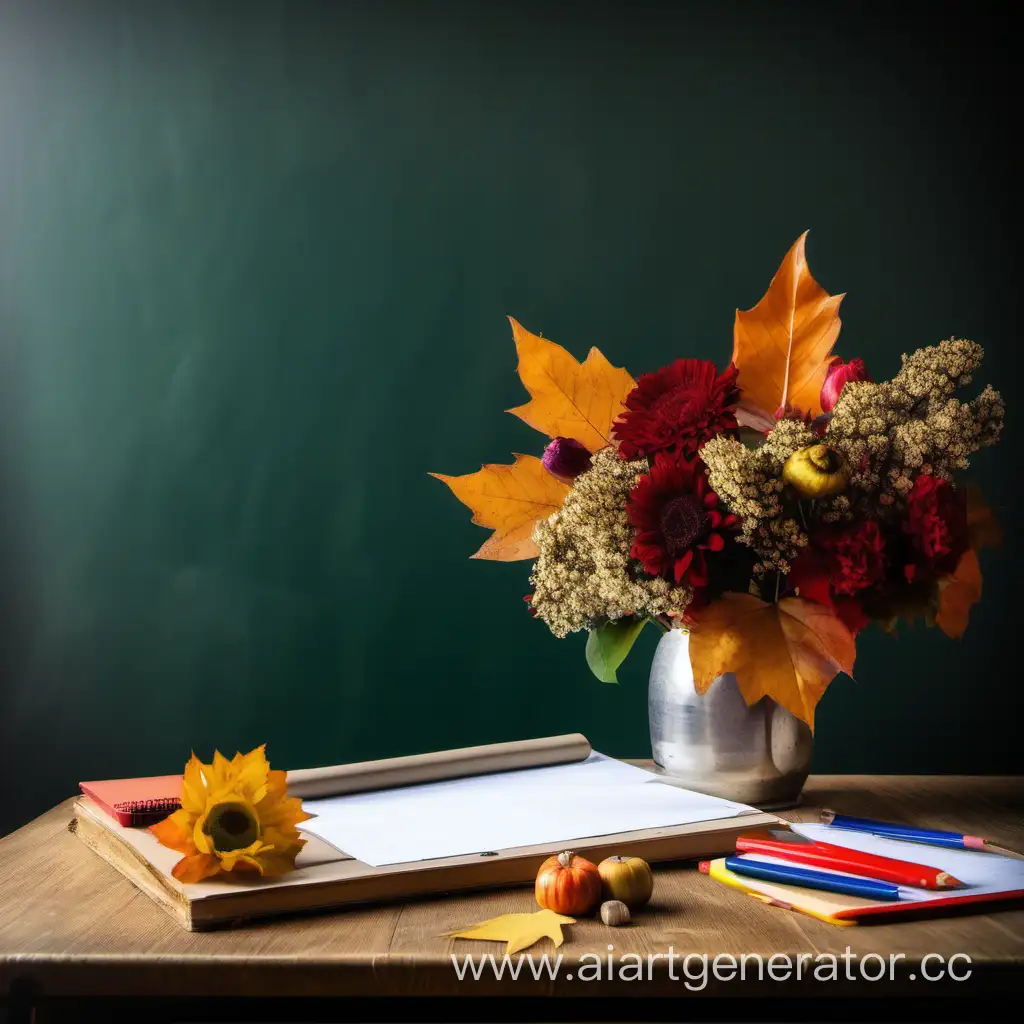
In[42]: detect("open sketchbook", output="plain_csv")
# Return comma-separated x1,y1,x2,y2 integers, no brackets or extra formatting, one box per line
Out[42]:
72,734,778,930
703,823,1024,925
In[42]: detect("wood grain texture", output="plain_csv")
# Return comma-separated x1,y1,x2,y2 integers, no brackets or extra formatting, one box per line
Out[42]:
1,775,1022,999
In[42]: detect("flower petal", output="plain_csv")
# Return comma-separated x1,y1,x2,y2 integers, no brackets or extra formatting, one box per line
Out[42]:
258,794,313,829
673,549,694,584
230,856,266,874
181,756,208,816
689,551,709,588
193,805,215,854
209,750,233,791
150,811,197,856
233,745,270,804
172,853,220,884
251,841,307,877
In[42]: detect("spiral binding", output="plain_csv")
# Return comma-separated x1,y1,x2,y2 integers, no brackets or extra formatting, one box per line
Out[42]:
113,797,181,826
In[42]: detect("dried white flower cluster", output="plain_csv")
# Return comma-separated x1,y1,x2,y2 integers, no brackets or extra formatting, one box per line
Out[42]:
825,339,1004,510
700,419,814,574
529,448,692,637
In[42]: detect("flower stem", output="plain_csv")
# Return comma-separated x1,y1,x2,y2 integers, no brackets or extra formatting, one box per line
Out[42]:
798,499,809,531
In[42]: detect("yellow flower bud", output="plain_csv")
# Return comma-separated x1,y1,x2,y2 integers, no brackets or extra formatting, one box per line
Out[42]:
782,444,850,499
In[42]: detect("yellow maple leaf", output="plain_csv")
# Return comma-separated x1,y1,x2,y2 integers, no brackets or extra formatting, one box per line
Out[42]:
430,454,569,561
506,317,636,452
936,550,982,640
688,593,856,730
446,909,576,955
732,233,844,429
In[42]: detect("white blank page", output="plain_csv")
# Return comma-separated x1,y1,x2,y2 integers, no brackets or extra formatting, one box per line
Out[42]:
299,753,755,866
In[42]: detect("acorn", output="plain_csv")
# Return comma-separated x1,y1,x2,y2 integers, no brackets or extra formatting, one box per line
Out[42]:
782,444,850,499
600,899,631,927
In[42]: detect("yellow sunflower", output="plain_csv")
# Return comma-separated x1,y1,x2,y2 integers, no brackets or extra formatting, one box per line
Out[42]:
151,745,312,883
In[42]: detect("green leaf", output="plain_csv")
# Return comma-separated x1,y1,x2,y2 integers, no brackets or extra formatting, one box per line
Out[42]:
585,617,649,683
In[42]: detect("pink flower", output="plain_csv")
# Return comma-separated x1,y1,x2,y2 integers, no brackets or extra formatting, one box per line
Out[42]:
820,357,871,413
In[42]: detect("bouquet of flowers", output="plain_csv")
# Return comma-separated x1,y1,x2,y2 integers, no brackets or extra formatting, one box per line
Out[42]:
433,235,1004,728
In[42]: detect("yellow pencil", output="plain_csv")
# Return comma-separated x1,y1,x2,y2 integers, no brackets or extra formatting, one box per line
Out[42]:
699,857,856,927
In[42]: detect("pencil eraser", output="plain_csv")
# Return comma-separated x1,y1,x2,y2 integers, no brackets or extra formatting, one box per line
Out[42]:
963,835,987,850
698,860,710,873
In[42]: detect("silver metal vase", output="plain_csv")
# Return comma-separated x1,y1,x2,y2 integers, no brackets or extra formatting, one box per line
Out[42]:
648,628,812,809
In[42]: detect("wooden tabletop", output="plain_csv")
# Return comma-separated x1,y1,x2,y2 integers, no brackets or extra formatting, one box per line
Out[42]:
1,773,1022,1007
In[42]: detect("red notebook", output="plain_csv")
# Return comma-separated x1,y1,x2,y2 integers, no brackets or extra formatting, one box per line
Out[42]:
79,775,183,827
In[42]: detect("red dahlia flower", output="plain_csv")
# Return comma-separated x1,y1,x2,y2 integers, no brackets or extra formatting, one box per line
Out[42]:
787,525,884,637
902,474,968,579
627,455,738,587
815,520,888,596
614,359,740,459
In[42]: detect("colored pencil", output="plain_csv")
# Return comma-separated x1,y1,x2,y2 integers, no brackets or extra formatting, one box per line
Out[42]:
735,834,963,889
698,858,856,927
821,809,1024,860
722,856,903,901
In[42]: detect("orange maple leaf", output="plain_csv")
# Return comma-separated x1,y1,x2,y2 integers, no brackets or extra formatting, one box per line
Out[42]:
934,489,1000,639
935,550,982,640
966,486,1003,550
506,318,636,452
430,454,569,561
732,233,844,430
688,593,856,730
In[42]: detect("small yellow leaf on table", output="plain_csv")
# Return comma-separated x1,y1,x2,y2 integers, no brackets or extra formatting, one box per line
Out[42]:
446,909,576,954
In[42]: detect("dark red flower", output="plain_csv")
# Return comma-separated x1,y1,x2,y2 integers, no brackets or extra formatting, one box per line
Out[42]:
788,542,874,636
902,475,968,579
816,520,888,596
820,356,872,413
614,359,740,459
627,454,739,587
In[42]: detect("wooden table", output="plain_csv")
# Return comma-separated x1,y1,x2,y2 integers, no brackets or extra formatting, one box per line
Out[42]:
1,774,1022,1021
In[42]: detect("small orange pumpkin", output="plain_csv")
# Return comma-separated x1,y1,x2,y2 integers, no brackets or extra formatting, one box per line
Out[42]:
597,855,654,908
535,850,602,915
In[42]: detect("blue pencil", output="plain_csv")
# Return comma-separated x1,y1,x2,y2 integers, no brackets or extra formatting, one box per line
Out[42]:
821,810,988,851
723,855,903,901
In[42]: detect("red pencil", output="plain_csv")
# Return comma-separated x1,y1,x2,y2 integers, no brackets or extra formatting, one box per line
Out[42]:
735,836,964,889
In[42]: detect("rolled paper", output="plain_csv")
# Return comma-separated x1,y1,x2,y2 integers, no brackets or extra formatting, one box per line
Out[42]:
285,733,592,799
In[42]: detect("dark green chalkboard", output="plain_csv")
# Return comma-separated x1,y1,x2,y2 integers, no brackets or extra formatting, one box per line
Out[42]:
1,0,1020,835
